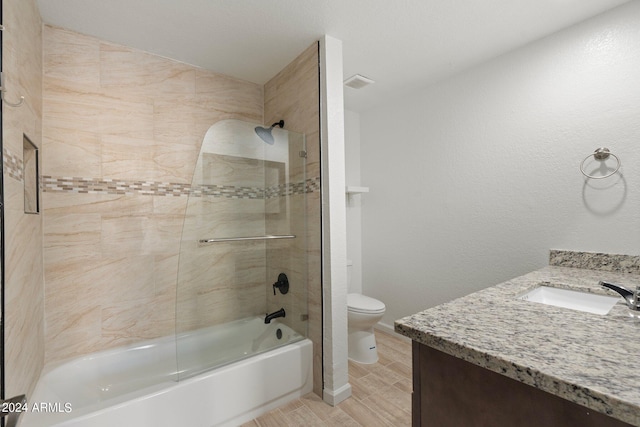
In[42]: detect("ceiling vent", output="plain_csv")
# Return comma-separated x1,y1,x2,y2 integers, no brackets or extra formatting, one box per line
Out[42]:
344,74,375,89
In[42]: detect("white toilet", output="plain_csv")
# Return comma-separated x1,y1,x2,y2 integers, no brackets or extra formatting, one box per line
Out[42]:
346,261,386,364
347,293,386,363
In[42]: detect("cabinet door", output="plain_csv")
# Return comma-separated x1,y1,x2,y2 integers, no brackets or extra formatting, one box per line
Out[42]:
413,343,633,427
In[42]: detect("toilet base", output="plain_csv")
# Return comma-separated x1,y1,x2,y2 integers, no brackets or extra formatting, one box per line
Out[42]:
348,327,378,364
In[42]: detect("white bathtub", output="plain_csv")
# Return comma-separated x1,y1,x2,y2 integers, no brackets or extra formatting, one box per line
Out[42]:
23,317,312,427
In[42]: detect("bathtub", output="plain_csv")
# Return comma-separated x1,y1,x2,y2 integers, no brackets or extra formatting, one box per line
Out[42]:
23,317,312,427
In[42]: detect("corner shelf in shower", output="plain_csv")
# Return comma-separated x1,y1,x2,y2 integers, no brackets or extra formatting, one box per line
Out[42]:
198,234,296,245
346,186,369,194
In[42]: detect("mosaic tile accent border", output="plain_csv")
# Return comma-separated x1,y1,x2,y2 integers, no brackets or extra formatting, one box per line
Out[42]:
305,176,321,193
3,147,23,182
43,175,320,199
43,176,191,196
192,184,264,199
550,249,640,275
265,177,321,198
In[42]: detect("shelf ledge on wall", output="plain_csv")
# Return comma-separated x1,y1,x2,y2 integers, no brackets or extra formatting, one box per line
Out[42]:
346,186,369,194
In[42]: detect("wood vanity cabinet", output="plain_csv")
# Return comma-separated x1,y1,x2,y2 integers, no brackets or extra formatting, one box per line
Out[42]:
411,342,634,427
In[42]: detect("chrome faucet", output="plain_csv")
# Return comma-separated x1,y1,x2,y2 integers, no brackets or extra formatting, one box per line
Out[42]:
264,308,286,324
599,281,640,311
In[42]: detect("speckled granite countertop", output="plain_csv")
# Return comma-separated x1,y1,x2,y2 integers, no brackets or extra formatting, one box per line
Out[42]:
395,250,640,426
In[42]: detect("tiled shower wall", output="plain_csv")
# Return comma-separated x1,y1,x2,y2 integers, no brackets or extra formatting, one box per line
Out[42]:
42,25,264,364
3,0,44,398
42,24,323,395
264,43,322,396
175,121,308,337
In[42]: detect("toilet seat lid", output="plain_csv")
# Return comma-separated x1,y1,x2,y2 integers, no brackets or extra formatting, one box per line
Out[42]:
348,293,385,314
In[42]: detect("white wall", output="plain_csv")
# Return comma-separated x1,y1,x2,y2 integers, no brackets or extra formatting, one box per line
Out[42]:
345,109,363,295
360,2,640,328
320,35,351,406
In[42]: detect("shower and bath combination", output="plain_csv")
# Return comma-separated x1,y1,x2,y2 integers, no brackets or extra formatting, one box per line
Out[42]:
255,119,285,144
267,273,289,323
24,118,311,426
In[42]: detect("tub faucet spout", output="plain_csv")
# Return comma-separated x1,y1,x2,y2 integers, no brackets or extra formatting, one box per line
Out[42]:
600,281,640,311
265,308,286,324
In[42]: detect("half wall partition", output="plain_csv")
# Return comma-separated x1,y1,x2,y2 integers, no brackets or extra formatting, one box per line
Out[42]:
176,119,308,379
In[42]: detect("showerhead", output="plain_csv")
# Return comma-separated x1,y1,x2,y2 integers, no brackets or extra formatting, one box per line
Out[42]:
255,127,275,145
255,120,284,145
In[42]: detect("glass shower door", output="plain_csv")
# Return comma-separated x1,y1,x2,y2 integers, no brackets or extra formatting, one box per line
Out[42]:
175,119,307,380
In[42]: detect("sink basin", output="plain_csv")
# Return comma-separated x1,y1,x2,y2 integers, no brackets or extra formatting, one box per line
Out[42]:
518,286,620,315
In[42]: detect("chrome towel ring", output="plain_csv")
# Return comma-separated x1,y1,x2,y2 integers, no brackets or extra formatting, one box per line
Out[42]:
580,147,621,179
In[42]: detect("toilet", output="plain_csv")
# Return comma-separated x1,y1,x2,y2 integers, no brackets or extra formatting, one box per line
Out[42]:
347,261,386,364
347,293,386,363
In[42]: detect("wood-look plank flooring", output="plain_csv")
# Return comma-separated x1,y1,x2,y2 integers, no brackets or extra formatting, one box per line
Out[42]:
243,329,412,427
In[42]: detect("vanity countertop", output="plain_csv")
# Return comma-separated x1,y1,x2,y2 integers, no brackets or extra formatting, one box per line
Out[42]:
395,252,640,426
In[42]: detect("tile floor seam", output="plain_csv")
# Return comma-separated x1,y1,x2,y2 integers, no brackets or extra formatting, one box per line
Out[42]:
286,405,323,426
359,395,406,425
250,330,412,426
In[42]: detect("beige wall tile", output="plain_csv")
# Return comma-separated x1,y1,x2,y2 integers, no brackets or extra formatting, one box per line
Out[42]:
101,214,153,256
264,42,321,396
152,97,202,183
101,134,157,181
43,94,102,133
101,292,175,347
196,69,263,124
305,131,320,179
265,191,308,337
47,255,155,306
98,94,155,140
44,192,151,215
176,241,268,331
44,300,101,363
41,26,321,398
98,43,144,90
4,0,43,116
3,0,44,399
44,250,166,363
202,153,266,187
152,142,200,184
264,43,319,135
4,180,44,378
153,95,199,142
43,25,101,93
44,212,102,263
153,252,180,298
181,197,266,242
43,26,264,361
42,128,101,177
100,42,196,97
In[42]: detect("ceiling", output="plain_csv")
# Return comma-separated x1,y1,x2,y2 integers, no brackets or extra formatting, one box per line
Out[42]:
37,0,630,112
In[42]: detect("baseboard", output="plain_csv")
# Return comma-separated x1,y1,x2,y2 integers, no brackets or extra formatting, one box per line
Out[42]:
375,321,411,342
323,382,352,406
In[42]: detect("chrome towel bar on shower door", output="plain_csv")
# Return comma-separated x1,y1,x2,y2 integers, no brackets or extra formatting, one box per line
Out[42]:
199,234,296,244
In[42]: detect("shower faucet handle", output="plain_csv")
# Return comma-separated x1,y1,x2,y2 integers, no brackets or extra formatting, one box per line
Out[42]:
272,273,289,296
